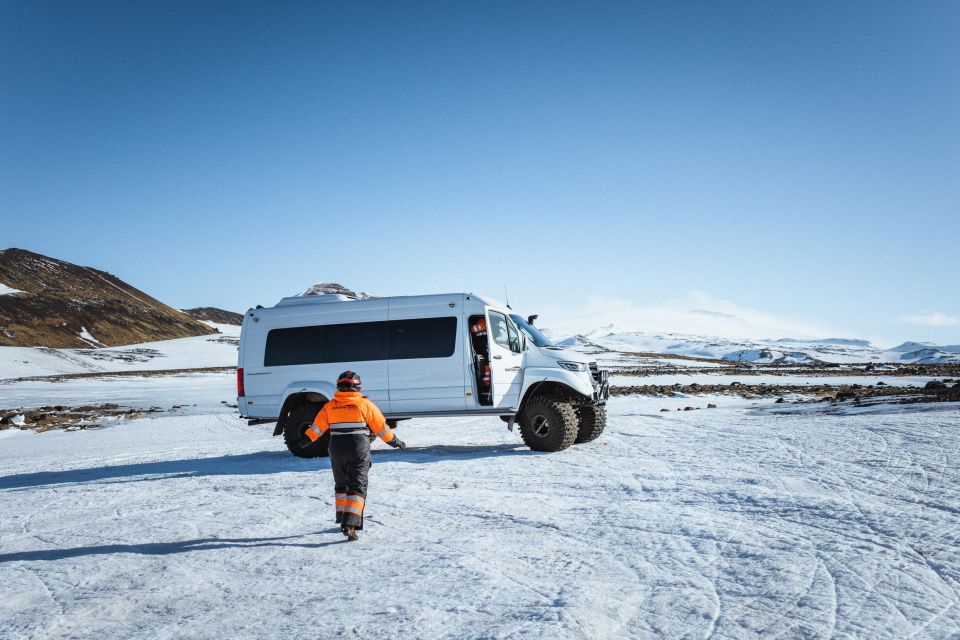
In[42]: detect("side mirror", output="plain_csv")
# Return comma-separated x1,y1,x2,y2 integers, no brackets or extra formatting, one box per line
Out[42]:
527,314,538,326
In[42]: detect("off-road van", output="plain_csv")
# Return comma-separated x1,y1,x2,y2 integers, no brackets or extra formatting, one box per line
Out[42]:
237,292,609,457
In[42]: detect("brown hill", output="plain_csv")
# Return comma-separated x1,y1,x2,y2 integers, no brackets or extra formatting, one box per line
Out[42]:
0,248,217,348
182,307,243,325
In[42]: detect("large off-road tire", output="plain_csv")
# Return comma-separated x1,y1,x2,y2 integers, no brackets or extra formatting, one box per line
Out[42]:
282,403,329,458
518,397,579,452
575,405,606,444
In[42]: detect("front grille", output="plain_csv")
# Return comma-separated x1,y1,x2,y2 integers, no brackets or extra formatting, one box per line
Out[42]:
589,362,600,382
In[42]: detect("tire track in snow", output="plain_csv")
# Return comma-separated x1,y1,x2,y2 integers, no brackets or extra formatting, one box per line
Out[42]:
366,509,593,639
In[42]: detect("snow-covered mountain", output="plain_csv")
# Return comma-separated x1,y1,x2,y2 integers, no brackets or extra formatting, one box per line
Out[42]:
577,328,960,365
298,282,376,299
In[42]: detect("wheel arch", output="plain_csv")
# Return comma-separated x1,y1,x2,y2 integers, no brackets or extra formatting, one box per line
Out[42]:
274,384,334,436
518,380,591,416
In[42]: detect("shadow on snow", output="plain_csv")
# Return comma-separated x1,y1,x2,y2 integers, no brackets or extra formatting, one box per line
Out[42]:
0,443,536,490
0,531,346,563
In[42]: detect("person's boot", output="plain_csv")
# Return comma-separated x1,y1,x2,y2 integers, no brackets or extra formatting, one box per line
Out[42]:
343,525,359,541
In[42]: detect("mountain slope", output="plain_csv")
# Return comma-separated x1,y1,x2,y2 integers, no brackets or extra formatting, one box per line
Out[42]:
0,248,216,348
182,307,243,326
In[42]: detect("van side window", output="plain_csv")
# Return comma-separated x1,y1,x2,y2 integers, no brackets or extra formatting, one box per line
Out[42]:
389,317,458,359
264,317,457,367
488,311,511,350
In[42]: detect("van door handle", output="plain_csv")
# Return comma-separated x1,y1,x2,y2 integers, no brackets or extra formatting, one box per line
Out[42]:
493,355,502,359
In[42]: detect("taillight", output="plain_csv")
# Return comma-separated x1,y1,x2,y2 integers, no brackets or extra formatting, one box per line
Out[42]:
237,368,245,397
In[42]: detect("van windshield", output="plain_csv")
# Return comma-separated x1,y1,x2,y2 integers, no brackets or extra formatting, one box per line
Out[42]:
509,314,555,347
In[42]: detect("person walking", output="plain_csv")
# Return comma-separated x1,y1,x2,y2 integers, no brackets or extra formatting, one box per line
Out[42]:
301,370,406,541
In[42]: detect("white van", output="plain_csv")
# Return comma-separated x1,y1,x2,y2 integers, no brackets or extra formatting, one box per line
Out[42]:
237,292,609,456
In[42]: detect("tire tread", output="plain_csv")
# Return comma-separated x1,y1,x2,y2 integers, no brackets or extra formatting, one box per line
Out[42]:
518,396,578,452
282,403,329,458
575,405,606,443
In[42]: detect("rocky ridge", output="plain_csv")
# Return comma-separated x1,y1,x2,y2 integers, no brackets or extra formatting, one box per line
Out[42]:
182,307,243,326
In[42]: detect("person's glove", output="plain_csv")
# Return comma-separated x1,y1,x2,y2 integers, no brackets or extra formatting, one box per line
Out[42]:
298,435,314,449
387,437,407,450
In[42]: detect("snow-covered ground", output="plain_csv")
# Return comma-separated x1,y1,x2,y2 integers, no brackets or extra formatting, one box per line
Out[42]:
0,324,239,378
2,383,958,638
0,372,235,414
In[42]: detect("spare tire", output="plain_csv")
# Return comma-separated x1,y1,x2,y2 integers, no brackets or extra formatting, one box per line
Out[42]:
518,397,578,452
575,405,606,443
282,402,329,458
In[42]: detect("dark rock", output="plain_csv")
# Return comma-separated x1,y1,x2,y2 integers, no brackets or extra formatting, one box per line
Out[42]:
660,408,670,412
775,397,786,404
683,406,695,411
707,404,717,409
924,381,947,390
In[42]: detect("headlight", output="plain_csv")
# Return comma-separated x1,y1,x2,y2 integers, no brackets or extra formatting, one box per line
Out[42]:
557,361,588,372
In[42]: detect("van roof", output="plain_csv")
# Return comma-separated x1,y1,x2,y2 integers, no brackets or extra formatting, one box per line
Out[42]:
268,292,505,309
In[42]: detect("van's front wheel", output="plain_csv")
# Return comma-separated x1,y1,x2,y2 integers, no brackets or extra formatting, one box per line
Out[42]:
282,403,329,458
575,405,606,443
518,397,578,452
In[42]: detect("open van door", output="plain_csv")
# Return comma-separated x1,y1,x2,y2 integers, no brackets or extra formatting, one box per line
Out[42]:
487,310,524,409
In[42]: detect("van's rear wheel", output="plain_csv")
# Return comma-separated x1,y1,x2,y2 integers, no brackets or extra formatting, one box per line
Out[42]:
518,397,578,452
575,405,606,443
282,403,329,458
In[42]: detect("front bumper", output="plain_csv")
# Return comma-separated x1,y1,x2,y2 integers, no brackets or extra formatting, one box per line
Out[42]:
590,364,609,404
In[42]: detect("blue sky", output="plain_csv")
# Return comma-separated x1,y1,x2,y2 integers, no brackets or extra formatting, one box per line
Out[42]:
2,1,958,346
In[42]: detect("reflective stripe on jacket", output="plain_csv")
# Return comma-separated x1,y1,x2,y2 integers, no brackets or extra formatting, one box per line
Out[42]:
305,391,395,443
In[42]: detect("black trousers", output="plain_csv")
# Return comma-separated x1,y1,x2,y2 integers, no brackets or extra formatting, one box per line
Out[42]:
329,434,371,529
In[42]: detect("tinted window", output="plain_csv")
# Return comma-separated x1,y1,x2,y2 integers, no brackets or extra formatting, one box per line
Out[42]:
390,317,458,359
264,317,457,367
264,321,387,367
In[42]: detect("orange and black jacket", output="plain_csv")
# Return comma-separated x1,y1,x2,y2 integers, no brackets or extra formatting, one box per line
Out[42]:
304,391,396,444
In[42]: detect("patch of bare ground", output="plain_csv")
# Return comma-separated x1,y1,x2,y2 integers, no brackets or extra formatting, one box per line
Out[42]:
0,404,164,432
612,379,960,406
